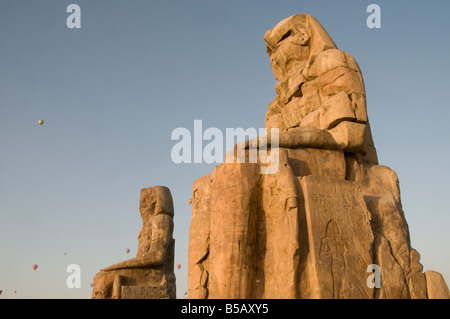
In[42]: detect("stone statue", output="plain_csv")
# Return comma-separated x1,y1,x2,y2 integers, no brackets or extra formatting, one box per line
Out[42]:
248,14,375,163
188,14,449,299
92,186,176,299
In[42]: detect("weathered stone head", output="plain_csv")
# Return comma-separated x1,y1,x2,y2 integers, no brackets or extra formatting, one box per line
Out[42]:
264,14,336,81
139,186,174,219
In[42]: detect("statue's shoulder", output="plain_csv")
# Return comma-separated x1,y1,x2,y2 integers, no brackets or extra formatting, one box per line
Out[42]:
307,48,361,77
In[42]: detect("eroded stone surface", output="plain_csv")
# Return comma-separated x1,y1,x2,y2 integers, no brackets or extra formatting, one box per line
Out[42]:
300,176,374,299
92,186,176,299
187,13,448,299
425,270,450,299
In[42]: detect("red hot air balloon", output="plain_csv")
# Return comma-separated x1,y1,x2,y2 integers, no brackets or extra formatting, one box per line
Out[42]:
32,264,38,271
176,264,181,270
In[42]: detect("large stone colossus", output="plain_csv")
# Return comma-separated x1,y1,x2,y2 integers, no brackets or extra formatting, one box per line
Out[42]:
187,14,449,299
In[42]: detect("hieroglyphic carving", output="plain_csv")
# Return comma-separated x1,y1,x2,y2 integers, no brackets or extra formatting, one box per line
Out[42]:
300,175,374,299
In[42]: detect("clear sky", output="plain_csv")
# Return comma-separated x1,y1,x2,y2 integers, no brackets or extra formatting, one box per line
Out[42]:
0,0,449,299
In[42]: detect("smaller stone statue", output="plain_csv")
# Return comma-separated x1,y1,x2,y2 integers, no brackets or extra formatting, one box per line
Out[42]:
92,186,176,299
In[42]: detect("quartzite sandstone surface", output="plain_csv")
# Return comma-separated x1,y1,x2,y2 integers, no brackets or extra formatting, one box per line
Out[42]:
187,14,449,299
92,186,176,299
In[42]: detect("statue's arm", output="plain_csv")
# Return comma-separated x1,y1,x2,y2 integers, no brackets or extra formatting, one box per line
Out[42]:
102,214,173,271
237,122,370,159
101,258,140,271
240,126,342,152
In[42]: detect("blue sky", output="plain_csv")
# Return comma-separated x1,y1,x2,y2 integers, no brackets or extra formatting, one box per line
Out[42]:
0,0,449,298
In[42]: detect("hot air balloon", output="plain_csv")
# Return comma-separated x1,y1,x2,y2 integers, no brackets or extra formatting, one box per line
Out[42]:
38,120,44,126
187,198,192,205
176,264,181,270
0,290,2,295
125,248,130,254
13,290,17,294
32,264,38,271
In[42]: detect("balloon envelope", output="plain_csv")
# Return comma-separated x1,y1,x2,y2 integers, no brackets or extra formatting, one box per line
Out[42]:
177,264,181,269
32,264,38,271
125,248,130,254
187,198,192,205
38,120,44,126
